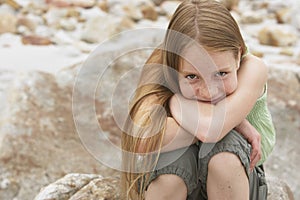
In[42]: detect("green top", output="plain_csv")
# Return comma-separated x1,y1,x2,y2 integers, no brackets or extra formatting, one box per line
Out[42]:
246,84,276,166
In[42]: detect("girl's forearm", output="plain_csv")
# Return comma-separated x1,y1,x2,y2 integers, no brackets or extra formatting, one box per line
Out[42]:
161,117,197,152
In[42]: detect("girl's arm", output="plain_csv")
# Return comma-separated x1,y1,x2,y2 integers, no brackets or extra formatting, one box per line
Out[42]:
170,54,268,143
134,94,197,153
235,119,262,170
160,117,198,152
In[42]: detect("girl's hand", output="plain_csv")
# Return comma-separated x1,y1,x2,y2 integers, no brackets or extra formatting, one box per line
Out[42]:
235,119,262,171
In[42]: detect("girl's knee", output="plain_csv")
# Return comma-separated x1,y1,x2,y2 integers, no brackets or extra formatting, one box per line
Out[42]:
208,152,244,176
146,174,187,200
207,152,249,199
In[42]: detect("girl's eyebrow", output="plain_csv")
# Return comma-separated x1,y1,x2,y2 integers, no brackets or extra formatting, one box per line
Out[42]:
180,70,201,74
216,66,233,71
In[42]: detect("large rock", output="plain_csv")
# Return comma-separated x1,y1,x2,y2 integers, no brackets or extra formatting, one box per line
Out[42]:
80,15,134,43
34,174,120,200
258,26,298,47
0,71,117,200
265,66,300,199
33,173,293,199
267,177,295,200
0,28,163,199
267,67,300,107
0,13,17,34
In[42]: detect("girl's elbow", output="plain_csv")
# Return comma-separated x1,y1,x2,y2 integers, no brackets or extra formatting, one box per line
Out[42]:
196,131,210,143
196,131,221,143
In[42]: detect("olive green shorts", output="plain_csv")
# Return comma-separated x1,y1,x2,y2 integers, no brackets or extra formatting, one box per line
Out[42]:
146,130,268,200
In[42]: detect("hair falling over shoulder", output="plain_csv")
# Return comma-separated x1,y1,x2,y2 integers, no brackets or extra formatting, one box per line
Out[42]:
121,47,173,200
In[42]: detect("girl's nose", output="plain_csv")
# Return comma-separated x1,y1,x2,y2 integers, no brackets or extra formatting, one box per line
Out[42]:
195,83,223,101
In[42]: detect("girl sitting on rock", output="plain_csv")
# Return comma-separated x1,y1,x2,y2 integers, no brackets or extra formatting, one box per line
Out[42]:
121,0,275,199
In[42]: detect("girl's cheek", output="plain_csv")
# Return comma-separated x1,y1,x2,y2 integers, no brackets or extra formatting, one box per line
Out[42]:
179,83,195,99
224,80,238,95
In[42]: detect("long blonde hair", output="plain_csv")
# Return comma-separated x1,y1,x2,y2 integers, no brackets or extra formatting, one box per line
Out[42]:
121,0,246,199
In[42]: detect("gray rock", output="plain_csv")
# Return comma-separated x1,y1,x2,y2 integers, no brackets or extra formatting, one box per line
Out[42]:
81,15,133,43
267,177,295,200
0,71,117,200
34,174,101,200
34,173,120,200
34,173,294,200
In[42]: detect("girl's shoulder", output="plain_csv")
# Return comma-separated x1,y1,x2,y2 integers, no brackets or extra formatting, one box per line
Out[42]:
241,54,268,75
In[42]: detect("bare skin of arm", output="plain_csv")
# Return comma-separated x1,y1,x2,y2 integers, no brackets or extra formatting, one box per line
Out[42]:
133,95,197,153
235,119,262,170
169,54,267,143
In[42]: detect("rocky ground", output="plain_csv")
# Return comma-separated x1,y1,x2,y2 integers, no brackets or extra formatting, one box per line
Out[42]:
0,0,299,199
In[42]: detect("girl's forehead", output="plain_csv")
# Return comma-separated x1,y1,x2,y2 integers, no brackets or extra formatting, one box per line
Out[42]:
180,45,237,72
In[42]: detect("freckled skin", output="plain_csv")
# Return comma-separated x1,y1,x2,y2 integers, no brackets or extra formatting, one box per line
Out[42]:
179,45,240,104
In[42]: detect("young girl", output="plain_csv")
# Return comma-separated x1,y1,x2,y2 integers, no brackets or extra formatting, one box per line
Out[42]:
121,0,275,199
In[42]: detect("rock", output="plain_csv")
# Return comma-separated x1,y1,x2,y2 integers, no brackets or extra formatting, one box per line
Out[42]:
275,8,291,24
52,30,75,45
268,67,300,110
279,47,293,56
267,177,295,200
240,11,264,24
34,172,294,200
34,174,100,200
65,7,81,18
258,26,298,47
219,0,239,11
123,4,144,21
71,0,96,8
81,15,133,43
58,18,77,31
34,25,54,38
43,7,69,28
69,176,120,199
0,71,117,199
45,0,96,8
0,177,20,200
34,174,120,200
22,35,53,45
17,16,38,31
151,0,183,6
20,2,48,16
160,1,181,18
141,4,158,21
2,0,21,10
98,0,109,12
297,54,300,65
0,13,17,34
250,50,264,58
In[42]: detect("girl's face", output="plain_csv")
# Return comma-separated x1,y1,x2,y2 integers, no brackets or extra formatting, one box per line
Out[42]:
178,44,240,104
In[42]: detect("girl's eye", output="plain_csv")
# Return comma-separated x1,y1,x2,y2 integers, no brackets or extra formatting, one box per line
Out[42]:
215,72,227,77
186,74,198,80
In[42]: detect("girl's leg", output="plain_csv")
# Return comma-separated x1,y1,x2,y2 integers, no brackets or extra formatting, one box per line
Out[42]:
206,152,249,200
145,174,187,200
144,144,199,200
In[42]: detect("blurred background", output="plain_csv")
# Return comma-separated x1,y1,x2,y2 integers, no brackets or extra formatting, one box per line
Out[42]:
0,0,299,199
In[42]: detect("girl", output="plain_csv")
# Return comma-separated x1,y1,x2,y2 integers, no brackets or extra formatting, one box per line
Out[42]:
121,0,275,199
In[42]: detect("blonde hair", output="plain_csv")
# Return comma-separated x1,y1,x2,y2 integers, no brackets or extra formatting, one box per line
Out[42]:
121,0,246,199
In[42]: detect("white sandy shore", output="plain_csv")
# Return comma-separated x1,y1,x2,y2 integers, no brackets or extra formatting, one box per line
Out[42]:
0,33,90,74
